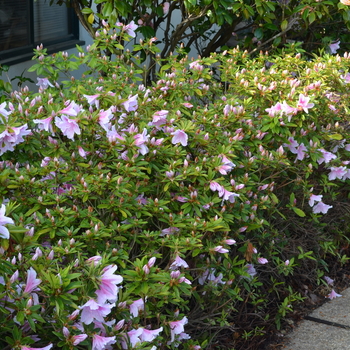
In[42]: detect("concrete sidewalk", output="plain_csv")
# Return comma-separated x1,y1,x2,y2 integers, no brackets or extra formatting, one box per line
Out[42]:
284,287,350,349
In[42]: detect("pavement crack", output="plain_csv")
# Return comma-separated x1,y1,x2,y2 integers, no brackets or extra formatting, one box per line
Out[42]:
303,315,350,330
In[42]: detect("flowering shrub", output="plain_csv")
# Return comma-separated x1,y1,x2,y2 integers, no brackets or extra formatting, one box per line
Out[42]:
1,25,350,349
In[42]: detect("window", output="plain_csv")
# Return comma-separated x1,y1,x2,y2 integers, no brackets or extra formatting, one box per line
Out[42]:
0,0,84,65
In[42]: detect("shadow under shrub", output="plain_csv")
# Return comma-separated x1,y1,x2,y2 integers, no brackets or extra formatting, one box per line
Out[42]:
1,27,350,350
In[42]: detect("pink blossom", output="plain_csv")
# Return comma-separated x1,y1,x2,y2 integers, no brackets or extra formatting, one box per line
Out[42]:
283,137,299,154
295,143,307,161
224,239,236,245
124,21,138,37
36,77,54,90
213,246,229,254
20,345,52,350
0,204,14,239
257,257,268,264
217,164,233,175
84,94,100,109
171,130,188,146
86,255,102,265
33,116,54,133
309,194,323,207
0,102,11,118
312,201,333,214
326,289,342,299
169,316,188,342
55,115,81,140
160,227,180,236
129,298,145,317
284,260,290,266
149,110,168,128
265,102,283,117
122,94,138,112
0,124,31,155
58,101,82,117
95,265,123,303
163,2,170,14
123,328,143,348
297,94,314,113
170,255,189,270
328,166,347,180
98,108,114,130
80,299,115,324
92,334,116,350
281,101,298,118
198,268,224,285
317,149,337,164
139,327,163,342
24,267,41,294
182,102,193,108
324,276,334,285
245,264,257,278
329,40,340,54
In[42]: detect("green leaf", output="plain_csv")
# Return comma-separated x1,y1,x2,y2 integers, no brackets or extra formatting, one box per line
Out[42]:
292,207,306,217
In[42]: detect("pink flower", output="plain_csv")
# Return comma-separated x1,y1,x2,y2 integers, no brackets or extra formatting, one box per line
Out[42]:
124,21,138,37
169,316,188,342
309,194,323,207
84,94,100,109
295,143,307,161
171,130,188,146
0,124,31,155
257,257,268,264
95,265,123,303
326,289,342,299
139,327,163,342
317,149,337,164
20,345,52,350
58,101,82,117
312,201,333,214
122,94,138,112
160,227,180,236
98,108,114,130
130,298,145,317
86,255,102,265
328,166,347,180
55,115,81,140
324,276,334,285
149,110,168,128
24,267,41,294
163,2,170,14
92,334,116,350
182,102,193,108
213,246,229,254
283,136,299,154
123,328,143,348
297,94,314,113
284,260,290,266
0,204,14,239
36,77,54,90
0,101,11,118
329,40,340,54
33,116,54,133
80,299,115,324
224,239,236,245
170,255,189,270
265,102,283,117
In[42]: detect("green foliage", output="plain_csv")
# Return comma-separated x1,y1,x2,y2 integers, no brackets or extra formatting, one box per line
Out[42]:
0,24,350,349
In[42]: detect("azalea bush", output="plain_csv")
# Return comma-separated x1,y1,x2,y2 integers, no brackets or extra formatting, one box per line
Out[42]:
1,24,350,350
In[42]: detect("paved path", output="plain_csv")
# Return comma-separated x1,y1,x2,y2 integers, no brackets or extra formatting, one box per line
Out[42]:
284,287,350,349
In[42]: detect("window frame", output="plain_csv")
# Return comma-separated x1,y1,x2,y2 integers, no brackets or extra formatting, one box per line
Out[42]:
0,1,85,66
